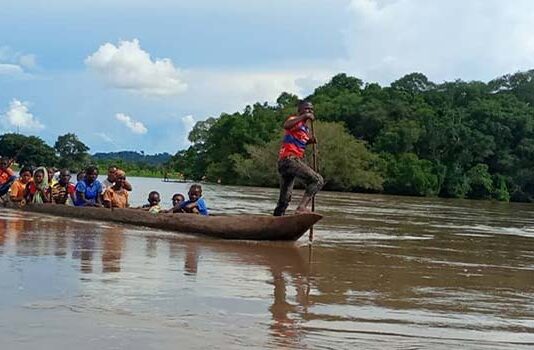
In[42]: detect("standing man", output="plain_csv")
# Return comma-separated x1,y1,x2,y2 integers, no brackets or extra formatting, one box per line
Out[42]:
273,101,324,216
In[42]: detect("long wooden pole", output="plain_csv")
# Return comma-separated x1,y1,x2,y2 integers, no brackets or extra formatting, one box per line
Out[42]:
309,120,317,242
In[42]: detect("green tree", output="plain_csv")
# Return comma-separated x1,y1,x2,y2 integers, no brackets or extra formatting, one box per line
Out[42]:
54,133,90,170
493,175,510,202
230,140,280,187
188,117,217,145
374,119,422,154
489,69,534,105
381,153,443,196
0,133,57,166
391,73,435,94
313,73,363,97
313,122,383,191
440,163,470,198
465,163,493,199
166,144,207,180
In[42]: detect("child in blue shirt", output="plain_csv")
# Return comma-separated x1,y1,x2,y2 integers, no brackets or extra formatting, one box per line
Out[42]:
179,184,208,216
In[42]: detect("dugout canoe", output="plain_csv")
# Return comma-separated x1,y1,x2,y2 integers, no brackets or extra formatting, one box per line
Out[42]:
15,204,323,241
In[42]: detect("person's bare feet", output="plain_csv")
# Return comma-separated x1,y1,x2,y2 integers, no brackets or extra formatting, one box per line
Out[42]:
295,206,311,214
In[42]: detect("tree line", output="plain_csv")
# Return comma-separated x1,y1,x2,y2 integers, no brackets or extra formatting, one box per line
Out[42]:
166,70,534,202
0,133,165,177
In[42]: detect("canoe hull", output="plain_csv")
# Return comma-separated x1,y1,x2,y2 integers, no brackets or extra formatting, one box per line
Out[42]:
16,204,322,241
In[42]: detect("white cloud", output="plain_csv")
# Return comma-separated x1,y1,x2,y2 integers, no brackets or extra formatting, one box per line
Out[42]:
85,39,187,96
181,68,333,114
94,132,121,150
95,132,114,143
1,99,44,131
19,54,37,69
0,64,24,76
181,114,195,144
115,113,148,134
0,46,37,75
346,0,534,83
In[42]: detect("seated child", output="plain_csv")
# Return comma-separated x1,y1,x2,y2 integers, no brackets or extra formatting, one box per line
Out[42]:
76,171,85,182
9,166,33,204
51,169,76,205
48,167,58,187
179,184,208,216
25,167,51,203
141,191,162,214
102,170,129,208
170,193,185,213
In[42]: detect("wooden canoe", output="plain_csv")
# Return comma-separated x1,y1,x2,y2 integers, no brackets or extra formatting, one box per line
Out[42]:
14,204,322,241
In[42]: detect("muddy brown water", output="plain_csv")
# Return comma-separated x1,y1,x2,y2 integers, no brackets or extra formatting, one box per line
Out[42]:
1,177,533,349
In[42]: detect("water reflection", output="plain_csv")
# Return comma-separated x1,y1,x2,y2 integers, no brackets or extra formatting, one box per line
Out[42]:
266,246,309,348
183,243,199,276
0,211,316,348
102,227,124,273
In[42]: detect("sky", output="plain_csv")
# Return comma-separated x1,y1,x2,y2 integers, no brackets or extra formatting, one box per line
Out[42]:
1,0,534,154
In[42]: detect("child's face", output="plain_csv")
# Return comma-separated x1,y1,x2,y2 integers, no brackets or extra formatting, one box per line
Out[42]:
48,169,54,180
149,193,160,205
59,173,71,184
34,171,44,184
0,160,8,169
172,195,184,206
20,171,32,184
115,176,126,188
188,188,201,201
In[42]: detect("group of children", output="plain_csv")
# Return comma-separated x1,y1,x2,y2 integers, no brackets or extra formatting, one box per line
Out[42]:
0,158,208,216
141,188,208,215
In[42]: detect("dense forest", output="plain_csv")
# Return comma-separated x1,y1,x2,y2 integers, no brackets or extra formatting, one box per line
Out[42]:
166,70,534,202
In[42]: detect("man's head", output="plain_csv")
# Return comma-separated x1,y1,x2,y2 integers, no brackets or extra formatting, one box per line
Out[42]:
188,184,202,202
107,165,118,182
297,100,314,115
19,166,33,184
148,191,161,205
85,166,99,183
172,193,185,207
59,169,71,185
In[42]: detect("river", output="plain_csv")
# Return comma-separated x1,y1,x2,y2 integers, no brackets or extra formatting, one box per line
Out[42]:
1,177,533,349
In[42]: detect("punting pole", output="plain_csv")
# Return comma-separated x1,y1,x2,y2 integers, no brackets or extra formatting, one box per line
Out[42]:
309,120,317,242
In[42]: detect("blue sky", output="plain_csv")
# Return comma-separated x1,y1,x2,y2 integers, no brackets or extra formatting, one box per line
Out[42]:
1,0,534,154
